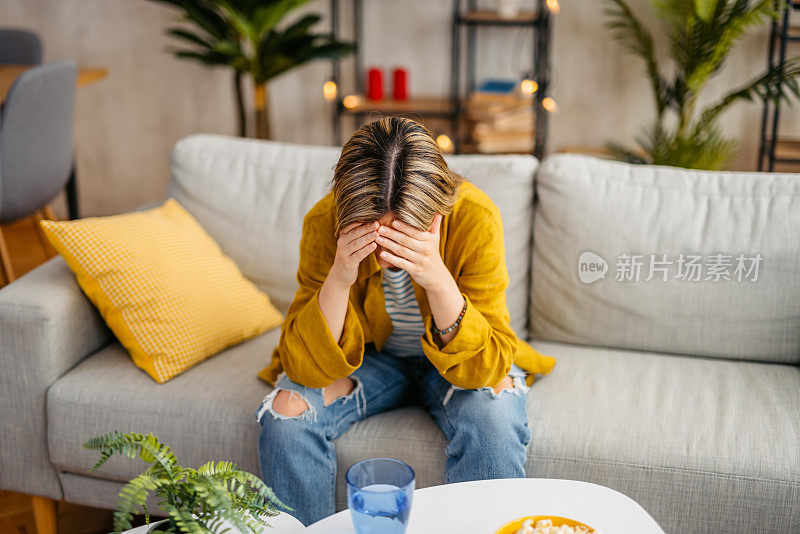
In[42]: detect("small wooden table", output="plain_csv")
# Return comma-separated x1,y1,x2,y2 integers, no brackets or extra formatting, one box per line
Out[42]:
0,63,107,220
0,63,107,102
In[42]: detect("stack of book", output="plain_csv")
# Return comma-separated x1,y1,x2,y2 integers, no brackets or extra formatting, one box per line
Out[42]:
465,79,535,154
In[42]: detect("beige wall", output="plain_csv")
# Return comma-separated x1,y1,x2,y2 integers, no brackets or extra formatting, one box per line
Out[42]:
1,0,792,218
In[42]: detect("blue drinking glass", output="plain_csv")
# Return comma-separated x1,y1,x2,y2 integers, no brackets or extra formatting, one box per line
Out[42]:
346,458,415,534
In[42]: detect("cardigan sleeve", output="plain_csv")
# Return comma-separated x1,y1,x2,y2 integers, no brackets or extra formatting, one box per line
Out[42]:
277,208,366,388
420,204,518,389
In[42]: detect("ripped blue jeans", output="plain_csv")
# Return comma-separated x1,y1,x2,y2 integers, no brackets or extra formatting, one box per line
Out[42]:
254,344,531,526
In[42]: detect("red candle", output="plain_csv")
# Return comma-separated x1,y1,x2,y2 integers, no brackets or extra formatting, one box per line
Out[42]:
393,68,408,100
366,67,384,100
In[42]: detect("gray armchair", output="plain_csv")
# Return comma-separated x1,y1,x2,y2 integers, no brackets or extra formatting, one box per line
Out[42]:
0,59,77,284
0,26,79,234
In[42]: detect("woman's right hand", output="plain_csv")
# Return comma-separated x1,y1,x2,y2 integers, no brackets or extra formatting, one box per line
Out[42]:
328,221,379,288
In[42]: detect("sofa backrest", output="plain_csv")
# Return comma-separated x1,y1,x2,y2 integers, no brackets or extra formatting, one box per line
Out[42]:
167,134,538,338
168,135,337,314
530,154,800,364
443,154,538,338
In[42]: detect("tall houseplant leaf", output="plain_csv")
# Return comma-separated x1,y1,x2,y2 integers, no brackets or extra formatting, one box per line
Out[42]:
604,0,800,169
147,0,354,139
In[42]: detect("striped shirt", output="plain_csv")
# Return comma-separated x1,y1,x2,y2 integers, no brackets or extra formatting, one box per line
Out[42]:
381,267,426,357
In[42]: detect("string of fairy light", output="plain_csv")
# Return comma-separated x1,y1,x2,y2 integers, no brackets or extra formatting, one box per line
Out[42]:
323,0,560,153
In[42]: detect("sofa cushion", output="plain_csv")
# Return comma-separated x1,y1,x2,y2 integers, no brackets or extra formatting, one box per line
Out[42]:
523,341,800,532
47,335,799,532
167,134,537,338
531,154,800,363
47,330,283,484
39,198,283,383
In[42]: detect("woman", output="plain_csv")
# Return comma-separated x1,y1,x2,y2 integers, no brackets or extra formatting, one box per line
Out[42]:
254,117,555,526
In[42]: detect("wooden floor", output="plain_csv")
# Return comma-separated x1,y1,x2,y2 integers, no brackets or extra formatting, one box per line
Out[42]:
0,491,112,534
0,490,157,534
0,219,152,533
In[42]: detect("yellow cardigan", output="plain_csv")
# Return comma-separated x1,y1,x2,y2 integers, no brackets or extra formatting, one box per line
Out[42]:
257,181,556,389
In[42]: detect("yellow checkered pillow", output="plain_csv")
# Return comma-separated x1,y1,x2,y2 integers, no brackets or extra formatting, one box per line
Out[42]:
39,198,283,383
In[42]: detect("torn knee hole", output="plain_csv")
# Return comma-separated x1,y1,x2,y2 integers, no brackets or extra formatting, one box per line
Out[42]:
492,375,515,394
272,389,310,417
323,377,356,406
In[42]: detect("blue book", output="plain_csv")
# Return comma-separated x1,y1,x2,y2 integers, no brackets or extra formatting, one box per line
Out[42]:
475,79,517,95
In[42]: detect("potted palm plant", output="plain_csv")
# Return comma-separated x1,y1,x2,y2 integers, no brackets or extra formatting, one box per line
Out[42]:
148,0,354,139
604,0,800,169
84,431,290,533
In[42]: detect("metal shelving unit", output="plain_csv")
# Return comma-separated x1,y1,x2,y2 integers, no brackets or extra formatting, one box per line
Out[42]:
328,0,552,159
758,0,800,170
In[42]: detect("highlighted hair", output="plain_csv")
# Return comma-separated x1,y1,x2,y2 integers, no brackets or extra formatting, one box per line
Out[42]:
333,117,463,236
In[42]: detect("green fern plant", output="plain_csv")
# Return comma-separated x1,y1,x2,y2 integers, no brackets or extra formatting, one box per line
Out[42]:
604,0,800,169
84,431,289,533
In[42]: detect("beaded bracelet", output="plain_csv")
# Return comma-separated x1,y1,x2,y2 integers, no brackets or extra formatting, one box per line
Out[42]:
433,297,468,336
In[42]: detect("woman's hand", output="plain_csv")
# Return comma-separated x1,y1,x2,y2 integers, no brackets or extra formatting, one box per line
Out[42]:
375,214,449,290
376,213,465,344
320,221,378,344
328,221,379,288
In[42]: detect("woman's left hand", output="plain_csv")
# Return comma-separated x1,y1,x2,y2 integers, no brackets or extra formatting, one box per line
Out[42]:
376,213,451,290
378,213,466,344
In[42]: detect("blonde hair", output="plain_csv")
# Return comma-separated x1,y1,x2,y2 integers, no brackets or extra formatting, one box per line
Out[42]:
333,117,463,236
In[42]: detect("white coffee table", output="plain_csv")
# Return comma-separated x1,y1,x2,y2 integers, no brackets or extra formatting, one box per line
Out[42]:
304,478,665,533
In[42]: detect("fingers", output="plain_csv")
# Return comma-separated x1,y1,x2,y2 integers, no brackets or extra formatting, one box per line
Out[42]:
430,213,442,235
379,250,414,272
340,222,362,235
377,225,423,251
375,234,420,262
349,229,379,256
390,219,428,240
342,221,378,243
339,222,378,254
353,241,377,263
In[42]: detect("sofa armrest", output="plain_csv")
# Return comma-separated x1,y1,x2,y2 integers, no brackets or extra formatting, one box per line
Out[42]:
0,256,113,499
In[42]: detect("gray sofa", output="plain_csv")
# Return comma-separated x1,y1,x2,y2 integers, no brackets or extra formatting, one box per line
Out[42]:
1,134,798,532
